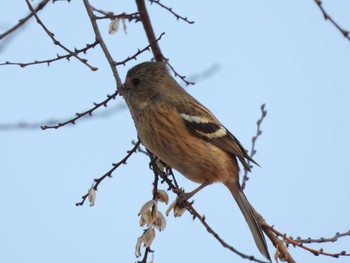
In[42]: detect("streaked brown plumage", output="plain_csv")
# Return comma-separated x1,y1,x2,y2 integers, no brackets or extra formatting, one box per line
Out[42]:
120,61,270,261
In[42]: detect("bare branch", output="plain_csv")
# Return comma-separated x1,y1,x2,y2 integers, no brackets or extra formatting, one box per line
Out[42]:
0,41,98,67
0,104,126,131
148,0,194,24
135,0,164,61
41,90,119,130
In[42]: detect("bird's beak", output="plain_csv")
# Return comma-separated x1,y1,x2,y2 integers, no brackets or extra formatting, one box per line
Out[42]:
118,84,125,96
119,81,132,99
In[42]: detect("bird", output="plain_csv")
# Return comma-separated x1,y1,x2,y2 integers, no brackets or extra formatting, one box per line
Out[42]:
120,61,270,261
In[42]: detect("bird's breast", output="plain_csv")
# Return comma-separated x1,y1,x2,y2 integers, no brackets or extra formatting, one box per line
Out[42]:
133,105,238,185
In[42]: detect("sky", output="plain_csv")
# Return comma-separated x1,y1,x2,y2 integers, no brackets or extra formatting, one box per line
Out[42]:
1,1,350,263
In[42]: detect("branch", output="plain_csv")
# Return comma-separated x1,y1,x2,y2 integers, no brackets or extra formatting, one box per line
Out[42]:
82,0,123,87
24,0,98,71
135,0,164,61
0,41,98,67
148,0,194,24
0,0,49,41
314,0,350,42
241,104,267,190
41,90,119,130
76,140,141,206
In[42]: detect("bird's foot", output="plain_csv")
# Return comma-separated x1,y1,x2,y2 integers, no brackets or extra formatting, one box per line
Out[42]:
173,188,193,207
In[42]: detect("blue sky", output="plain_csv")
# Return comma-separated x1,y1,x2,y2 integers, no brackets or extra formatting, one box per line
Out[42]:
1,1,350,263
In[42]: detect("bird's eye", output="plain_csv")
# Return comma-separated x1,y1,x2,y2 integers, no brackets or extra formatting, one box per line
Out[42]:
132,78,140,86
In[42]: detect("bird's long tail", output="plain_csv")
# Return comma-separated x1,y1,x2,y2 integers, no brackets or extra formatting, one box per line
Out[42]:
225,179,271,261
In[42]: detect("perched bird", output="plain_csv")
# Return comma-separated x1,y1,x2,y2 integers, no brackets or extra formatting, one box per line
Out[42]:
120,61,270,261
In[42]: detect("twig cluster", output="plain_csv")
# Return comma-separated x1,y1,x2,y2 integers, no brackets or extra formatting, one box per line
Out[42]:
266,225,350,259
24,0,98,71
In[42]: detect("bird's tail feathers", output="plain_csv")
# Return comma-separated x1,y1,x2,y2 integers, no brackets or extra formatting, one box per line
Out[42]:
225,179,271,261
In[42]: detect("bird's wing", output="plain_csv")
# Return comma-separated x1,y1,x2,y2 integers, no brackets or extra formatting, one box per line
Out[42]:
176,101,257,171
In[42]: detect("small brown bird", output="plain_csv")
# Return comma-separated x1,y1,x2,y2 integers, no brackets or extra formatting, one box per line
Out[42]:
120,61,270,261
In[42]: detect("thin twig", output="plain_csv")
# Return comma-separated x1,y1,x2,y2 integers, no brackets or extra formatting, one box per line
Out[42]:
294,230,350,244
41,90,119,130
24,0,98,71
0,41,98,67
76,140,141,206
115,32,165,66
0,0,49,41
241,104,267,190
94,9,140,22
165,59,195,86
314,0,350,42
148,0,194,24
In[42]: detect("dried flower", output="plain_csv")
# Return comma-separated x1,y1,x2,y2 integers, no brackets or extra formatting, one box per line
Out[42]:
109,18,120,34
122,18,127,34
154,189,169,204
166,198,186,217
88,186,96,206
139,210,152,227
135,236,142,257
135,227,156,257
154,211,166,231
143,227,156,247
138,200,157,216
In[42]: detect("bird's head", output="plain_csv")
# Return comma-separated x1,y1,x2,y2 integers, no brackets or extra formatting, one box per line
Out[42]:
120,61,169,106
